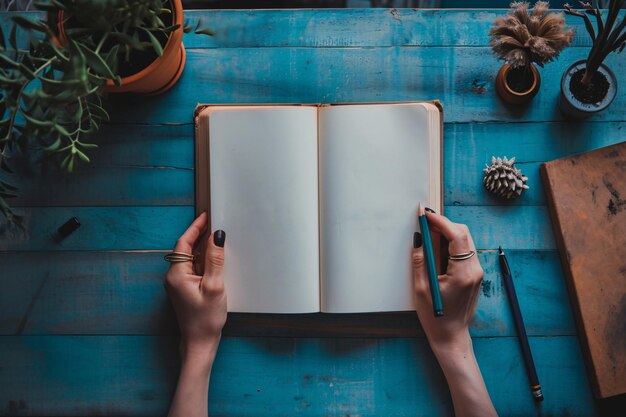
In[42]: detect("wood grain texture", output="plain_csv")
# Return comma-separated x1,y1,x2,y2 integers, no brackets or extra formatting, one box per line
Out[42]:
0,250,575,337
0,335,597,417
179,9,623,48
0,8,620,416
0,206,552,251
7,122,625,207
5,10,624,49
103,47,626,125
446,122,626,206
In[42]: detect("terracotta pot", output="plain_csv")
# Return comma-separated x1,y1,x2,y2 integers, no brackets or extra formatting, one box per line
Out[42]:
56,0,185,95
495,63,540,105
559,60,617,119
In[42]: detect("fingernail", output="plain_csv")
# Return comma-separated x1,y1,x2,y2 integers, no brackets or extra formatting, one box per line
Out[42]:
413,232,422,248
214,230,226,247
425,207,436,214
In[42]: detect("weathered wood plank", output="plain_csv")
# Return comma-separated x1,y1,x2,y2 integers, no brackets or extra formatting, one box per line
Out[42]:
104,47,626,124
179,9,622,48
7,167,192,207
445,122,626,206
0,205,554,250
0,335,597,416
7,121,624,207
0,9,610,416
0,207,193,251
0,250,575,337
4,10,617,48
446,205,555,250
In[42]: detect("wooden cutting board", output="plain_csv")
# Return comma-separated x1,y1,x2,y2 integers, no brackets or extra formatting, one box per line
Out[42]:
541,141,626,399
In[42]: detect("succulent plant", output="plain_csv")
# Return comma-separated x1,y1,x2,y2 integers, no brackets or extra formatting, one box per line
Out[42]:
483,156,530,199
489,1,574,69
564,0,626,85
0,0,188,224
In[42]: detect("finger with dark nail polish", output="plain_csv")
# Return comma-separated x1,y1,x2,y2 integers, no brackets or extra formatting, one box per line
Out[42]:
214,230,226,247
425,207,436,214
413,232,423,248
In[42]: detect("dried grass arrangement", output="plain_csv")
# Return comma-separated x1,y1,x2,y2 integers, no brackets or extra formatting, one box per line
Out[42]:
489,2,574,104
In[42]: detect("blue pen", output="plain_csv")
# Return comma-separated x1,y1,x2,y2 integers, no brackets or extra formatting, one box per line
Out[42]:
418,203,443,317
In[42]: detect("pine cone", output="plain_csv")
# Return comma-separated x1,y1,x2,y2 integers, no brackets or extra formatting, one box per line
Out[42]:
483,156,529,199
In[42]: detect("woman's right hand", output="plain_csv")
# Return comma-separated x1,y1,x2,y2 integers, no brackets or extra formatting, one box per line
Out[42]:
412,210,483,352
412,211,497,417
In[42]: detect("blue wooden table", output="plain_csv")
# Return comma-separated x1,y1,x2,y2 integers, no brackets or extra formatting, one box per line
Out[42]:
1,8,625,416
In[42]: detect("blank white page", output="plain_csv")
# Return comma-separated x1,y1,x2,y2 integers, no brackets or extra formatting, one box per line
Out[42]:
209,107,320,313
319,103,440,313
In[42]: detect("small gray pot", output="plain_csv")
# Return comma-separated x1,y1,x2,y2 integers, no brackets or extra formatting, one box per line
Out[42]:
559,60,617,118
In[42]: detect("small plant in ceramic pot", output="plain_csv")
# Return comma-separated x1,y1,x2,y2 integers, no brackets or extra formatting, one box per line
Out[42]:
0,0,189,223
561,0,625,118
489,1,574,105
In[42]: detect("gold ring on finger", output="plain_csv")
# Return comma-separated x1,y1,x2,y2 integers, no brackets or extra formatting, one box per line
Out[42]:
164,251,196,263
448,250,475,261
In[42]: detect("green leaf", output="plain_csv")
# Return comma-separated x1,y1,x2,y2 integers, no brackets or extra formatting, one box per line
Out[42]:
142,28,163,56
60,152,70,169
76,43,116,81
0,75,25,86
23,112,55,128
33,1,59,12
0,156,14,173
78,142,98,149
11,16,47,33
75,147,90,162
195,28,215,36
42,137,62,152
108,32,142,50
0,53,20,69
9,24,17,51
49,40,70,63
0,180,17,191
104,44,120,70
53,123,71,136
17,63,35,80
0,191,17,199
0,27,5,50
88,102,109,121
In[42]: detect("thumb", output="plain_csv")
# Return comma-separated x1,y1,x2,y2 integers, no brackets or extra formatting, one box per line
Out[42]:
412,232,429,294
204,230,226,278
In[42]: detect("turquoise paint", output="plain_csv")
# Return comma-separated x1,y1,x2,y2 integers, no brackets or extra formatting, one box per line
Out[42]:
0,336,597,416
7,122,624,207
0,8,616,416
0,206,554,251
0,251,574,338
103,47,625,124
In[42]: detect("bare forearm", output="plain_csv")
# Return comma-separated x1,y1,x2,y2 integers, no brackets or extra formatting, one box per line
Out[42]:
168,342,219,417
432,332,497,417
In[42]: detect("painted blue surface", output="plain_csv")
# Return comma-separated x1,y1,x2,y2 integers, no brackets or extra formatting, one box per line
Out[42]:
1,8,625,416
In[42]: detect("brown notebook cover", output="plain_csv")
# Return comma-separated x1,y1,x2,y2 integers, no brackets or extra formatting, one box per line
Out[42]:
541,141,626,399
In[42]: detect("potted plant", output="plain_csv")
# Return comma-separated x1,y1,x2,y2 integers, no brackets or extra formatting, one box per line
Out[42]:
489,1,574,105
0,0,202,224
561,0,625,118
45,0,186,95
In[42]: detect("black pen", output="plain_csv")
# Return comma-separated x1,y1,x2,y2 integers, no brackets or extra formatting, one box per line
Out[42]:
499,246,544,402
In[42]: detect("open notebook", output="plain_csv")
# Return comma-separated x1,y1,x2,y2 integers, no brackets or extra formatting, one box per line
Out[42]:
194,102,443,313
